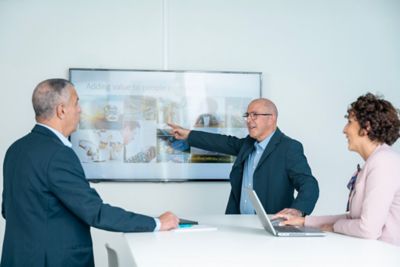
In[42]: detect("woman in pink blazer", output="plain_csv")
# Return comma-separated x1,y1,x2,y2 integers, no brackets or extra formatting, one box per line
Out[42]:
275,93,400,246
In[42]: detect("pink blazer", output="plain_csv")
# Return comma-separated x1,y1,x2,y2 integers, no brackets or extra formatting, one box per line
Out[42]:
305,144,400,246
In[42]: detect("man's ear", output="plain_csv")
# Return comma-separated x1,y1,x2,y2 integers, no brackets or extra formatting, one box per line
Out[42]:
56,104,65,119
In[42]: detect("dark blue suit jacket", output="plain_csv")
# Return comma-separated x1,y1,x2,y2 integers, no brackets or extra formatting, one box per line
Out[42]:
188,128,319,215
1,125,155,267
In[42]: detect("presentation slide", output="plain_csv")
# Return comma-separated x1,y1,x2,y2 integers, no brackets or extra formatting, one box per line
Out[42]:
69,68,261,181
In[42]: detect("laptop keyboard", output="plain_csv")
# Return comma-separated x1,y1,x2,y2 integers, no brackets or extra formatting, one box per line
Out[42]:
274,226,302,232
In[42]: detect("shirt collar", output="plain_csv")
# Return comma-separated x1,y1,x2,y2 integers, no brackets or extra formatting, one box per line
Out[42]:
255,130,276,150
36,123,72,147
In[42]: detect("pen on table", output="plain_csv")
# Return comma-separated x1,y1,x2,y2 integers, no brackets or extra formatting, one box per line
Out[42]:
179,224,193,228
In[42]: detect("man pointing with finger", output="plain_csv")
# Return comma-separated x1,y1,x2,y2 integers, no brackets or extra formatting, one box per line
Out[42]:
170,98,319,217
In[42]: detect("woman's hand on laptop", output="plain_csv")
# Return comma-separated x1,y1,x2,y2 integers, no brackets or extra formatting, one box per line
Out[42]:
278,216,305,227
320,223,334,232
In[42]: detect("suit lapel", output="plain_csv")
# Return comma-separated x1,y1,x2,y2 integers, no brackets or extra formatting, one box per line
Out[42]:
254,128,282,172
237,135,257,165
230,137,255,200
241,143,255,163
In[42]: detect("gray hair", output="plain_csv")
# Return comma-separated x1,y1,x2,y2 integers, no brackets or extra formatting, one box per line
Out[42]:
32,79,74,120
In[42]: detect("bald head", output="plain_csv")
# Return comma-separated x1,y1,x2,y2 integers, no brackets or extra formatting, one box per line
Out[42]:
32,79,74,121
248,98,278,118
245,98,278,141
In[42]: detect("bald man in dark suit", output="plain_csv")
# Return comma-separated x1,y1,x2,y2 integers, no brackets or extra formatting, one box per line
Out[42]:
169,98,319,217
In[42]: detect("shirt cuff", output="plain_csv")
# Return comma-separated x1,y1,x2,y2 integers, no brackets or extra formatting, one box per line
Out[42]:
153,218,161,232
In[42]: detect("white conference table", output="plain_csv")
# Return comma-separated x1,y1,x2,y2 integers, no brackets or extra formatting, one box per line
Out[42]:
124,215,400,267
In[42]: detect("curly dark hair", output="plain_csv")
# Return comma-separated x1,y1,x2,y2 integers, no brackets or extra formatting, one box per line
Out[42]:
346,93,400,145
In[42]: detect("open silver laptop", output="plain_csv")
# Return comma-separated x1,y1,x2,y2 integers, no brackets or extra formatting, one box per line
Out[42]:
246,188,325,237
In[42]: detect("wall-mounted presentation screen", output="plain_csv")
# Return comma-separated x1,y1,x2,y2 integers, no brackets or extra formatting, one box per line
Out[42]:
69,68,261,181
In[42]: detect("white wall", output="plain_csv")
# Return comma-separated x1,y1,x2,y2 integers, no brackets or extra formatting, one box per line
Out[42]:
1,0,399,266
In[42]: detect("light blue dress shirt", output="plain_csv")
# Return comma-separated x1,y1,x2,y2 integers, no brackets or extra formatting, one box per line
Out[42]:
240,131,275,214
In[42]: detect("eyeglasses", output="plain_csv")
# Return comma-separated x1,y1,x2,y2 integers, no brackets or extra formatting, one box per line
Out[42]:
242,112,272,120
